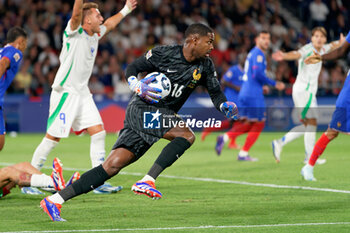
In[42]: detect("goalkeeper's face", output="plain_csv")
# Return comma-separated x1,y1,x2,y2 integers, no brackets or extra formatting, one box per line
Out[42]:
87,8,104,33
193,32,215,59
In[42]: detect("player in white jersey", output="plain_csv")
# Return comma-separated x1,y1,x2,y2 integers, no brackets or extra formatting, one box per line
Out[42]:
271,27,344,163
23,0,137,195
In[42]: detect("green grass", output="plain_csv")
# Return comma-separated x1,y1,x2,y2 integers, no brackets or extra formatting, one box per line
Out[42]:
1,132,350,232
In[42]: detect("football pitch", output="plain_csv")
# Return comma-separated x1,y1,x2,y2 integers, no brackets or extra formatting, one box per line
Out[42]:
1,132,350,233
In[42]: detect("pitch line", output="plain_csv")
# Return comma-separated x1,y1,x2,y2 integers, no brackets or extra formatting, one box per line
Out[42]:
1,162,350,194
2,222,350,233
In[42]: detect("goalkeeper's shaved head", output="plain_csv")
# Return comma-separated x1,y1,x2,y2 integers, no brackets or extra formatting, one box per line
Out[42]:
184,23,213,38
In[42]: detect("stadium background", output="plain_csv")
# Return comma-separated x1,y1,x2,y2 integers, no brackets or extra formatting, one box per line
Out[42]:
2,1,350,231
0,0,349,133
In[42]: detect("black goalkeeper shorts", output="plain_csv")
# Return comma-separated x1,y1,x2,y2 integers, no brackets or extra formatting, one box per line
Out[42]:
112,96,182,159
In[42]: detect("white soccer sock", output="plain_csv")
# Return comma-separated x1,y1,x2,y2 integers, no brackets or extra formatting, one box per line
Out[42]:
31,137,59,170
90,130,106,168
30,174,54,188
223,133,229,143
280,124,306,146
238,150,248,157
140,174,155,183
304,124,317,160
48,193,65,205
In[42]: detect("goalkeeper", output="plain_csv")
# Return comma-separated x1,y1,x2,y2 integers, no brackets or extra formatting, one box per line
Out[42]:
40,23,239,221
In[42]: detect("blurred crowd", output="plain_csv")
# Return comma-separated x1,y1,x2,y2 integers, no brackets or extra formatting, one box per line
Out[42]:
0,0,349,99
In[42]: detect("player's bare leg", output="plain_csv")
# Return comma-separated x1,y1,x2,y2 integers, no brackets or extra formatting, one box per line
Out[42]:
13,162,42,175
1,162,65,191
46,148,135,207
132,126,194,199
0,165,37,188
24,133,60,194
87,124,123,193
0,134,5,151
102,148,137,176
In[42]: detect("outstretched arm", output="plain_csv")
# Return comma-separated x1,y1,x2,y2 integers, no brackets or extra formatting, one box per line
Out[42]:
70,0,84,31
272,50,301,61
305,41,350,64
104,0,137,33
221,79,241,92
328,33,345,51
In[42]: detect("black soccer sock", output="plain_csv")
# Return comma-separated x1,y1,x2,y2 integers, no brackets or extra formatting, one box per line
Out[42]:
147,137,191,179
59,165,110,201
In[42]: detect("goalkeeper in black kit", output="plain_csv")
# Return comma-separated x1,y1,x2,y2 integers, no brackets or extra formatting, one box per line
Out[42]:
40,23,238,221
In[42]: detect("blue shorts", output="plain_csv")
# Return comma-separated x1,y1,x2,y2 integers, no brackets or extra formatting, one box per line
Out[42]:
329,106,350,133
238,96,266,121
0,108,5,135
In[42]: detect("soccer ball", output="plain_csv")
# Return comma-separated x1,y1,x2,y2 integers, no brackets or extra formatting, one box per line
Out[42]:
147,72,172,99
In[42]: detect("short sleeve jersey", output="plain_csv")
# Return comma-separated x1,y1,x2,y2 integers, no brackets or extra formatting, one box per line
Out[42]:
239,46,274,99
0,45,23,106
295,42,331,94
51,20,107,95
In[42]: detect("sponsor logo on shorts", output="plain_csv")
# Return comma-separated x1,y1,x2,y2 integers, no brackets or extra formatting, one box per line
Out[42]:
143,109,221,129
143,110,161,129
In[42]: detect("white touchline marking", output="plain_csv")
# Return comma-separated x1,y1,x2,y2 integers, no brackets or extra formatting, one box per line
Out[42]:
1,162,350,194
2,222,350,233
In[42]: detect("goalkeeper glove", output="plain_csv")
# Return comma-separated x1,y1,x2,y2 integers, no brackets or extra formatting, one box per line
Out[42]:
128,75,162,104
220,101,239,120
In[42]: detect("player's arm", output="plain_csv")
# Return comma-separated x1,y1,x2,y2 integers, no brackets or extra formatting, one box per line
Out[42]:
206,76,239,120
203,62,227,111
221,79,240,92
103,0,137,34
272,50,301,61
305,40,350,64
328,33,345,51
70,0,84,31
306,32,350,64
0,57,10,79
126,54,162,104
126,55,156,78
254,64,285,91
204,62,238,119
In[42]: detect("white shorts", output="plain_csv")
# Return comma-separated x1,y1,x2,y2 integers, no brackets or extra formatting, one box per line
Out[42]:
292,88,318,120
46,90,103,138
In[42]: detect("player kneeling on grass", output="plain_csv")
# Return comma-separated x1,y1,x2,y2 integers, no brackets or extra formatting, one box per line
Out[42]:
40,23,239,222
0,158,80,198
301,30,350,181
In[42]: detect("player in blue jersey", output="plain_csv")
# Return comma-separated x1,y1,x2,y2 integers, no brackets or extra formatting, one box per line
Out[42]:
301,30,350,181
222,54,245,105
234,31,284,161
0,27,27,151
202,53,245,145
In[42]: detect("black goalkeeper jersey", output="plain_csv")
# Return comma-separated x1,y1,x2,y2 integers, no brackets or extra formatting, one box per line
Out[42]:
126,45,226,113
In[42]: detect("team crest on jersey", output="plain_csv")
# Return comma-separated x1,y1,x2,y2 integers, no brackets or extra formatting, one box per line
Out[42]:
91,47,95,55
257,55,263,63
337,121,341,128
13,53,20,62
146,50,152,60
188,68,202,88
